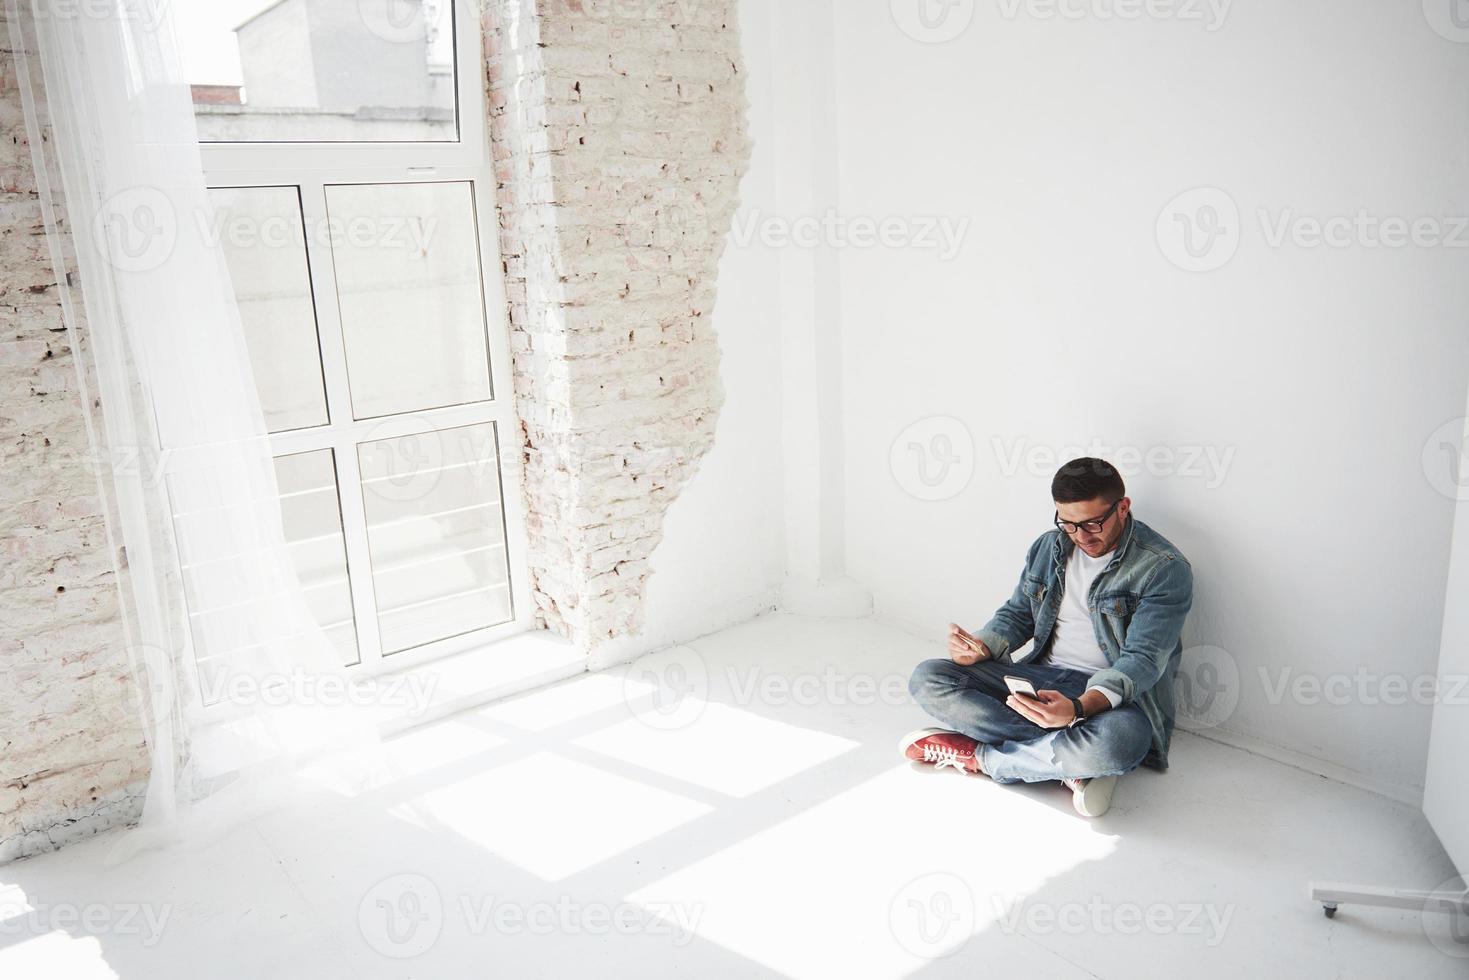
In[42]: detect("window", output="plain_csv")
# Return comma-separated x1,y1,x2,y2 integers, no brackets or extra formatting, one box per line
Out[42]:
181,0,458,143
180,0,529,699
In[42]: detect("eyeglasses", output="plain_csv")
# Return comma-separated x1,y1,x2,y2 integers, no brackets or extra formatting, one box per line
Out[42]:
1054,499,1121,536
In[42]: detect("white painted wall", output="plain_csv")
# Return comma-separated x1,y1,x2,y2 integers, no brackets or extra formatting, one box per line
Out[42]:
731,0,1469,800
1424,410,1469,873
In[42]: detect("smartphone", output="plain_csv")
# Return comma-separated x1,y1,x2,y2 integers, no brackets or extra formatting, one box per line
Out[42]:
950,626,984,659
1005,675,1040,700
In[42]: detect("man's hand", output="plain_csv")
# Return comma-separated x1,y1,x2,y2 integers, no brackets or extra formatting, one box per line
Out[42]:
947,623,990,666
1006,689,1076,729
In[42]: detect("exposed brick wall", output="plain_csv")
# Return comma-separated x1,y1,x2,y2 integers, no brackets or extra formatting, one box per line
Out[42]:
0,4,149,862
0,0,751,859
483,0,750,650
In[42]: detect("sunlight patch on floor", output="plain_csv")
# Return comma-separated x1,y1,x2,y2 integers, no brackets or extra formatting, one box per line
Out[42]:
628,765,1117,980
474,673,632,732
411,751,713,881
572,702,859,797
0,884,119,980
374,719,510,780
295,717,511,803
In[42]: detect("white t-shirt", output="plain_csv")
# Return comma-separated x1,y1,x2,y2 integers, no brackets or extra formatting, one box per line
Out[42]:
1046,545,1122,708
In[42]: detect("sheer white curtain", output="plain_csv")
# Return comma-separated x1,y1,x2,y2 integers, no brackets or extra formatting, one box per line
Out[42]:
6,0,380,859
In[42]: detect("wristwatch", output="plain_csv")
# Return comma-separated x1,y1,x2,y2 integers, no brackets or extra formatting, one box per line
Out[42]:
1068,697,1087,727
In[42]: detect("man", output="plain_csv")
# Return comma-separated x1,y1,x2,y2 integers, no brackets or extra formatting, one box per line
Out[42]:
902,457,1193,818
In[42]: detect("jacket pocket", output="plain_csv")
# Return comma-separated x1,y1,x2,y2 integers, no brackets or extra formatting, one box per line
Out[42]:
1097,591,1139,620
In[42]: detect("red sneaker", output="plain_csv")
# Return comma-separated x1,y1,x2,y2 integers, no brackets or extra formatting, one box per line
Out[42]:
899,728,985,776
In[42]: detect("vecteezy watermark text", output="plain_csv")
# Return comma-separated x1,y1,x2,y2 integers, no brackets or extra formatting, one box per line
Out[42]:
994,0,1232,30
993,895,1235,946
357,874,702,959
1158,187,1469,272
0,893,171,948
1259,668,1469,708
890,0,1232,43
728,210,971,261
198,210,439,254
992,437,1236,489
623,645,917,731
201,667,439,717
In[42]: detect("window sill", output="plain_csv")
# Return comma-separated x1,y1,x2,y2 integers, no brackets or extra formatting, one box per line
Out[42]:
368,628,586,735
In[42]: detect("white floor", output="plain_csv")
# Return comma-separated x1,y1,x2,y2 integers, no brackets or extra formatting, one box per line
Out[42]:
1,613,1462,979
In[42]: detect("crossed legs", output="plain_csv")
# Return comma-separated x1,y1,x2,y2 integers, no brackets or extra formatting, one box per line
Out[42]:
908,658,1152,784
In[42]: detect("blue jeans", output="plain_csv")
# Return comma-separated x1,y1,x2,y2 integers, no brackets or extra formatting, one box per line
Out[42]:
908,658,1153,784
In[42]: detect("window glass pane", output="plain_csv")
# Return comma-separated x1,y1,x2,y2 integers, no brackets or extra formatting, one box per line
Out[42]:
179,0,458,143
358,422,513,655
209,186,330,433
327,181,494,419
275,450,361,668
171,450,360,704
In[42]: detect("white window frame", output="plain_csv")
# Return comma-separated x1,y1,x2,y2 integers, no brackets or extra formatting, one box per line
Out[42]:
192,0,533,688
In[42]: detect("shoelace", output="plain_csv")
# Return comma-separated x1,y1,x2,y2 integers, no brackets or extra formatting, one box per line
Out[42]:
921,742,970,772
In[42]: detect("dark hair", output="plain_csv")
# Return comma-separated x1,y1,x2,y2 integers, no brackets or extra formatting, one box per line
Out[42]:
1051,457,1126,505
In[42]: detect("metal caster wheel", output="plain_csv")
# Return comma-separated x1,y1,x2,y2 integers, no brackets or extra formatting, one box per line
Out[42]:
1322,904,1338,919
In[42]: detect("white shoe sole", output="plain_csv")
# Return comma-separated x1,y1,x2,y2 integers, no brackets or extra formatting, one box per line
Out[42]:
1070,776,1118,817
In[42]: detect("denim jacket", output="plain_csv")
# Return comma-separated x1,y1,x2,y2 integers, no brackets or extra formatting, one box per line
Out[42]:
974,515,1194,771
